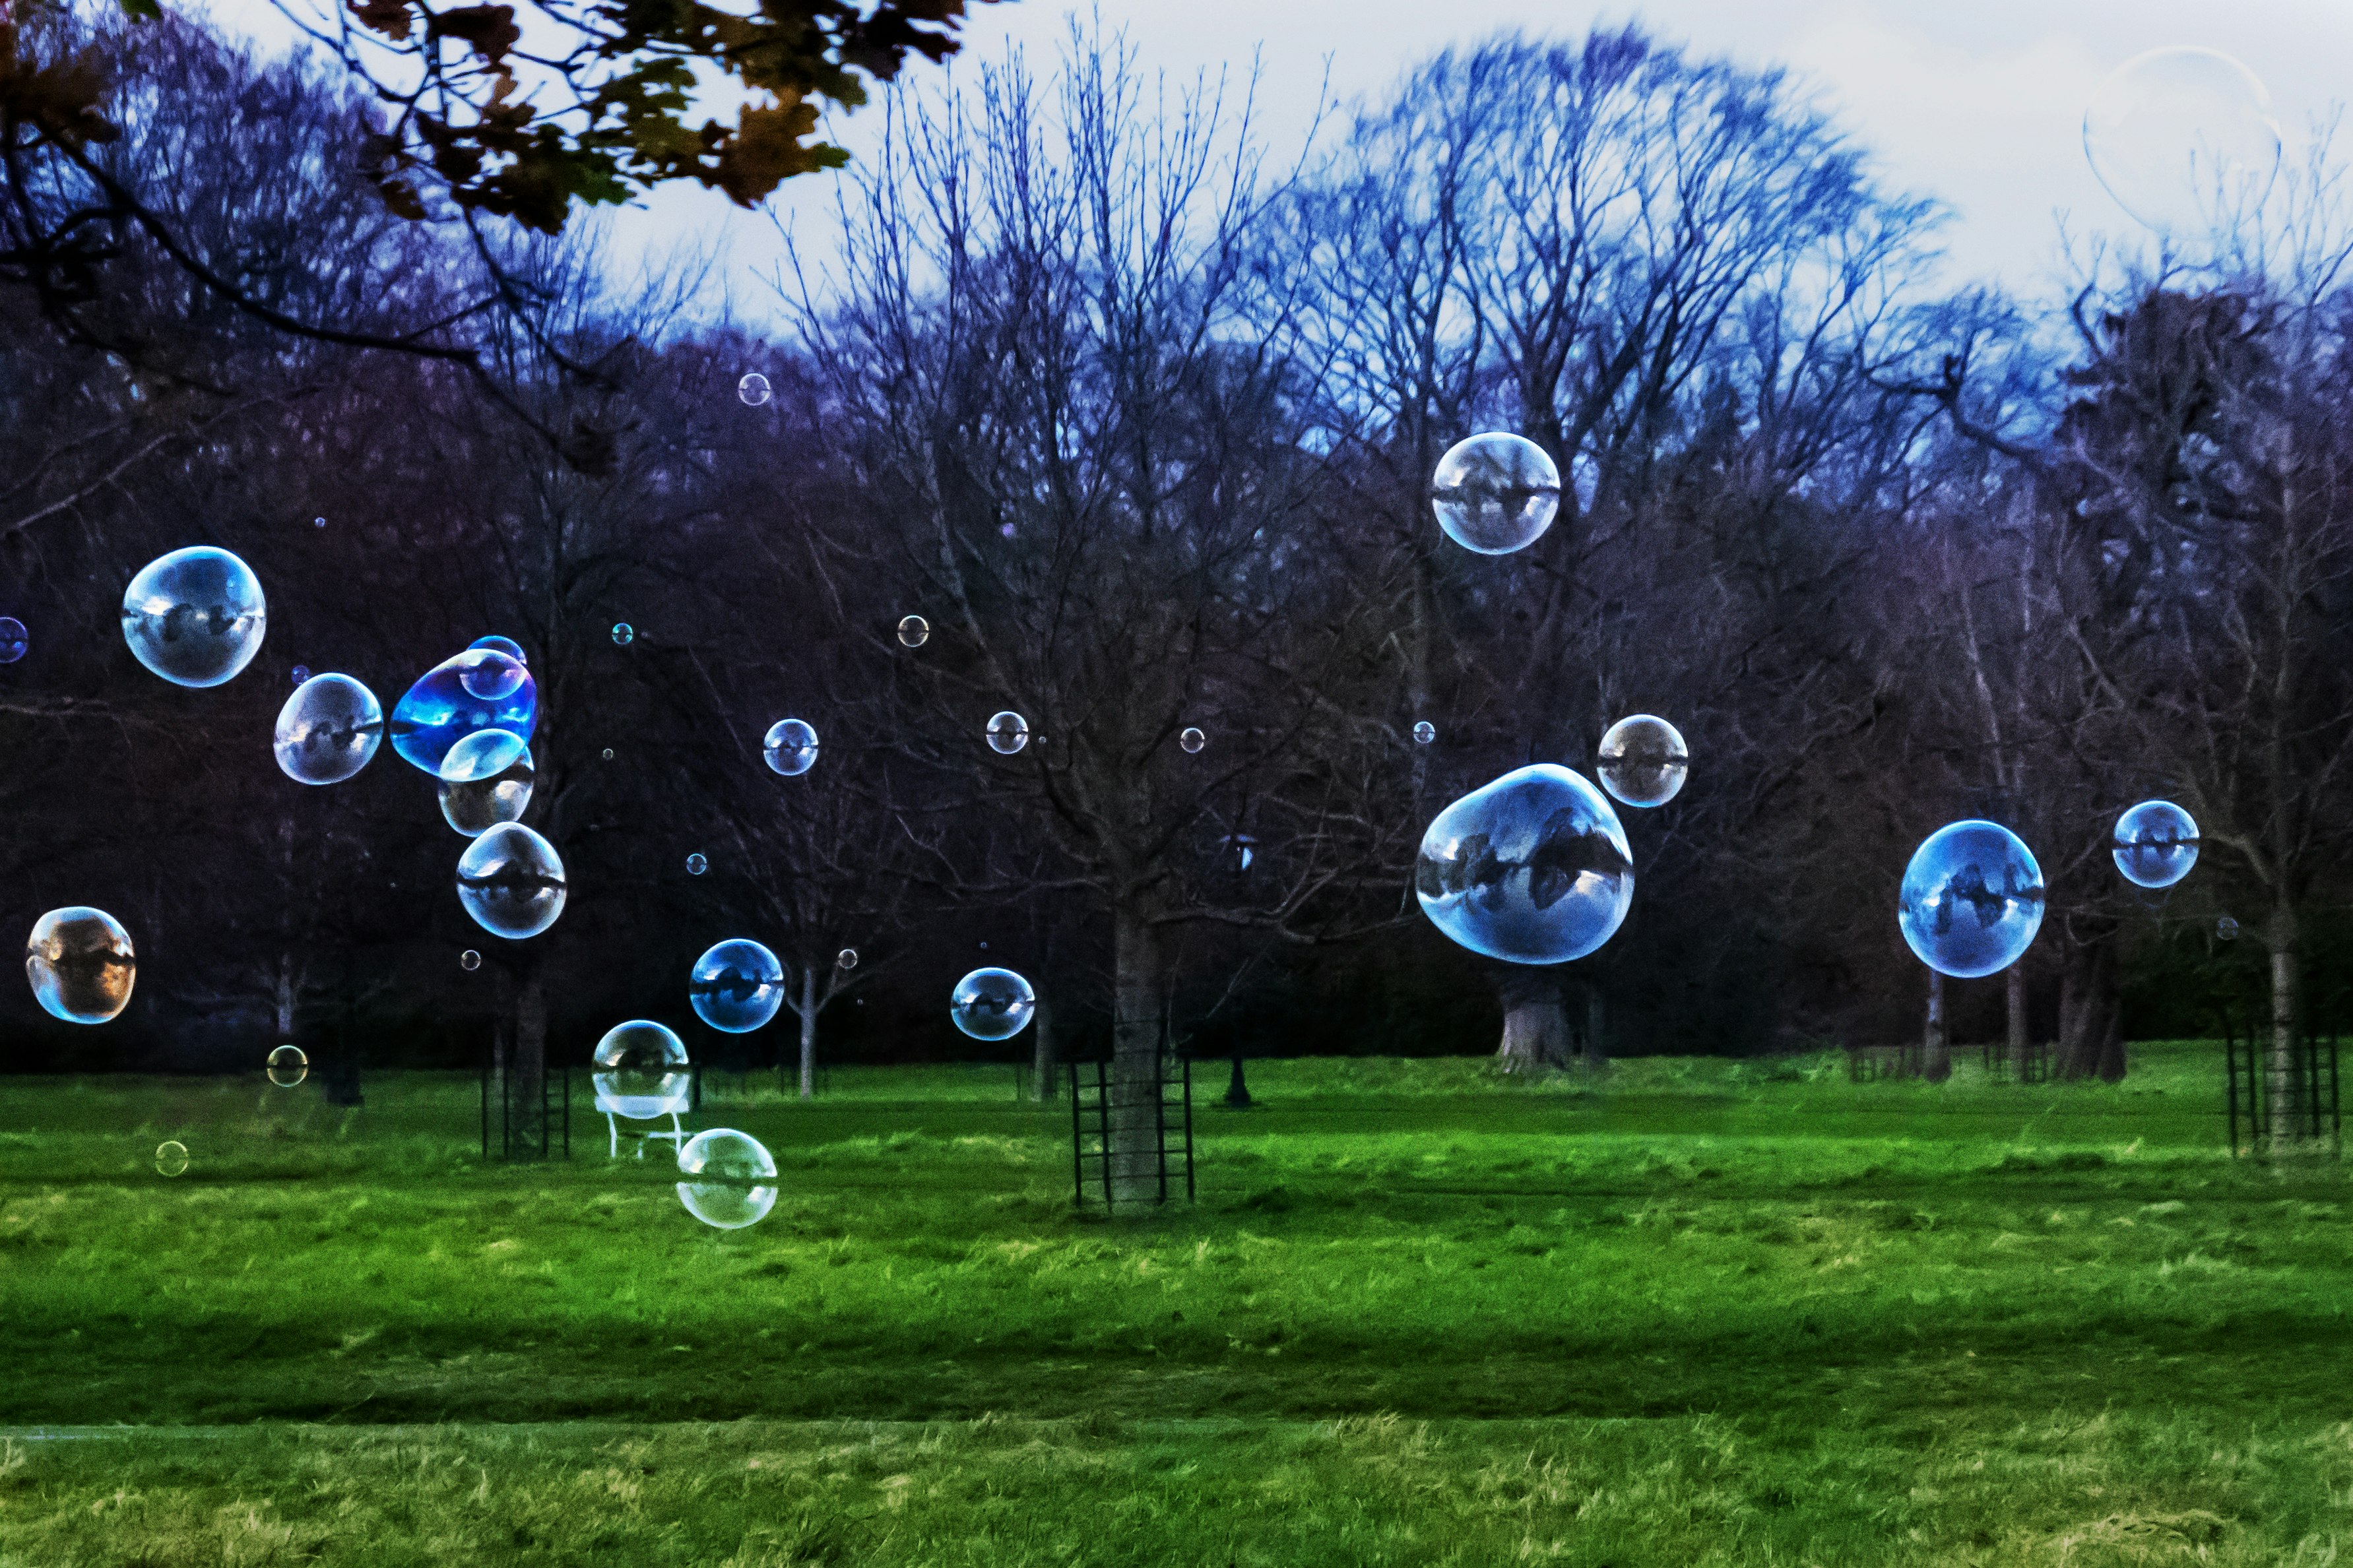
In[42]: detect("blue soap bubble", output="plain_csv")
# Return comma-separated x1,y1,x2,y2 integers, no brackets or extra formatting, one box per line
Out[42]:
273,673,385,786
25,906,135,1024
690,939,787,1032
1898,820,2046,979
951,966,1035,1040
0,616,24,664
763,718,818,776
389,649,537,774
676,1127,777,1230
121,546,267,688
737,372,772,407
612,623,634,646
437,728,534,836
686,852,708,877
1430,433,1561,555
290,666,309,685
468,635,527,666
455,822,567,939
1415,764,1633,964
2112,800,2199,889
1413,720,1436,745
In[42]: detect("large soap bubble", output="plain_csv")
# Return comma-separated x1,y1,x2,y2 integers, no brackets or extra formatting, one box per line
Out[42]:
690,939,787,1033
2085,49,2280,239
1596,714,1689,808
0,616,26,663
950,966,1035,1040
676,1127,777,1230
273,674,385,786
2112,800,2199,889
455,823,567,939
986,711,1029,755
1430,433,1561,555
1417,765,1633,964
26,906,135,1024
595,1019,689,1098
437,728,534,836
390,648,537,774
1898,820,2046,979
763,718,818,776
120,546,267,687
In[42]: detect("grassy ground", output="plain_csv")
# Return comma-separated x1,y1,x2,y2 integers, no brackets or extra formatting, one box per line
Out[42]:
1,1045,2348,1565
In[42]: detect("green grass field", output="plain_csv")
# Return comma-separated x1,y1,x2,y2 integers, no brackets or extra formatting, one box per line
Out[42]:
3,1046,2349,1565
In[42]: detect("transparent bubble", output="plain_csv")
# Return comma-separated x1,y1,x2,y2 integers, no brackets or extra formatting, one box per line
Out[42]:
120,546,267,688
455,823,567,939
837,947,858,970
459,650,527,701
1179,726,1206,755
312,517,326,529
289,666,309,685
690,939,786,1033
25,906,136,1024
951,966,1035,1041
1898,820,2046,980
612,623,634,646
389,650,537,774
154,1140,188,1177
738,371,772,407
2217,916,2240,942
595,1019,690,1098
897,614,930,648
1596,714,1689,809
2112,800,2199,889
266,1044,307,1088
461,949,482,971
986,711,1029,755
1413,720,1436,745
0,616,24,664
1416,765,1632,964
467,635,527,666
686,852,708,876
676,1127,778,1230
1430,433,1561,555
273,674,385,786
763,718,819,776
602,747,615,761
2085,48,2281,239
437,728,534,836
594,1066,691,1124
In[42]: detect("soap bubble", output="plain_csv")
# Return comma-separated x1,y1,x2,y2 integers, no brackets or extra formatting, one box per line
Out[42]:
897,614,930,648
837,947,857,970
0,616,24,664
266,1044,307,1088
1180,726,1206,754
1413,720,1436,745
1596,714,1689,808
154,1141,188,1177
2112,800,2199,889
601,747,615,761
467,635,527,666
690,939,786,1032
738,371,773,406
2217,915,2240,942
1416,764,1633,964
455,823,567,939
459,649,527,701
461,949,482,971
311,516,326,529
389,649,537,774
951,966,1035,1040
289,666,309,685
437,728,534,836
1898,820,2046,979
273,674,385,786
612,623,634,646
763,718,819,776
686,852,708,876
595,1019,689,1096
986,711,1029,755
121,546,267,688
25,906,136,1024
1430,433,1561,555
676,1127,778,1230
2085,48,2280,239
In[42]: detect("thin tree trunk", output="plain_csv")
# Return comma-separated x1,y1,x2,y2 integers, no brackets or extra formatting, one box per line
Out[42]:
511,950,548,1155
2006,963,2027,1079
798,967,818,1102
1583,984,1609,1069
2269,900,2301,1149
1496,970,1572,1073
1109,904,1166,1202
1031,993,1056,1101
2055,927,2127,1082
1922,970,1950,1082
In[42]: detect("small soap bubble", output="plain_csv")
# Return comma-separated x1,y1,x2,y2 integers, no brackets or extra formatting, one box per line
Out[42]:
455,823,567,939
1413,720,1436,745
1430,433,1561,555
763,718,819,776
0,616,28,664
602,747,615,761
1898,820,2046,979
2217,915,2240,941
686,852,708,876
1417,765,1632,964
459,649,527,701
467,635,527,666
2112,800,2199,889
289,666,309,685
274,674,385,786
1180,726,1206,755
312,517,326,529
266,1044,307,1088
121,546,267,687
986,710,1029,755
690,939,786,1032
676,1127,778,1230
612,623,634,646
154,1140,189,1177
951,966,1036,1040
738,371,773,406
26,906,137,1024
837,947,858,970
897,614,930,648
461,949,482,971
1596,714,1689,809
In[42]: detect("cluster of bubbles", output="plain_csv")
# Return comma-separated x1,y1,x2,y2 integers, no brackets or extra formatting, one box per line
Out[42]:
951,967,1036,1040
391,644,536,775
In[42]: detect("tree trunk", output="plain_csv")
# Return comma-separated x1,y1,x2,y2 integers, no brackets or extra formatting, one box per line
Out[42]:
2006,963,2028,1079
511,954,548,1154
1495,970,1572,1073
1031,993,1056,1101
2055,928,2126,1082
798,967,818,1101
1582,984,1609,1069
1921,970,1950,1082
2269,900,2301,1149
1109,904,1166,1202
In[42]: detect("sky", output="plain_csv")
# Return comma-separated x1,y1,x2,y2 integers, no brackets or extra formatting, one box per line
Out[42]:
203,0,2353,324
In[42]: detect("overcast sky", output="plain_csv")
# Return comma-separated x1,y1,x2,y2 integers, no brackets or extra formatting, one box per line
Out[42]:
206,0,2353,323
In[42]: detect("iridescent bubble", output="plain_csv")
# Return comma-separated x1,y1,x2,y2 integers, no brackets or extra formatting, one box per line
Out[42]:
594,1019,689,1097
1416,765,1632,964
763,718,819,776
676,1127,778,1230
1430,433,1561,555
467,635,527,666
612,623,634,646
311,517,326,529
2217,916,2240,942
2085,48,2280,239
389,649,536,774
1179,726,1207,755
1596,714,1689,809
455,823,567,939
154,1141,188,1177
273,674,385,786
460,949,482,971
897,615,930,648
437,728,534,836
686,852,708,876
1898,821,2046,980
459,650,526,701
837,947,858,970
690,939,786,1032
951,966,1035,1040
986,711,1029,755
120,546,267,688
2112,800,2199,889
289,666,309,685
25,906,136,1024
0,616,24,664
266,1044,307,1088
601,747,615,761
1413,720,1436,745
738,372,772,407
